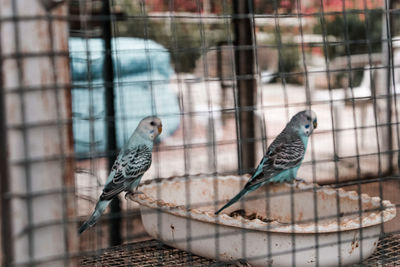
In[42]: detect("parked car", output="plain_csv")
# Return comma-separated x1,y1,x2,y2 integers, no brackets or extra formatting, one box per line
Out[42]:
69,37,180,156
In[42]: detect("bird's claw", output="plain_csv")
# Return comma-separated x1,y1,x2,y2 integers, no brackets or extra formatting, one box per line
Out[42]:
293,178,308,188
125,191,143,201
125,192,134,201
294,177,307,183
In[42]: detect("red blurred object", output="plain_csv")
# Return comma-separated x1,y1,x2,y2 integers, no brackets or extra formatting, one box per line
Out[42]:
149,0,203,13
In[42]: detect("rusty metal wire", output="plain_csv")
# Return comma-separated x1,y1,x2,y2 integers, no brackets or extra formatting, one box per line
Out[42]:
78,234,400,266
79,239,217,266
353,234,400,266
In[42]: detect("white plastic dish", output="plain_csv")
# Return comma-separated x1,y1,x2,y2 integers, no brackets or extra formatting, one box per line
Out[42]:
132,175,396,266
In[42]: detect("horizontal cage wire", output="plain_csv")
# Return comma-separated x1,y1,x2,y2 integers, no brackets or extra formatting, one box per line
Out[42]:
0,0,400,266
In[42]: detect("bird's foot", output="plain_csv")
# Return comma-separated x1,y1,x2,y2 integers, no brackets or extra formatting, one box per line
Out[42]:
294,177,307,183
293,177,308,188
124,191,144,201
125,191,134,201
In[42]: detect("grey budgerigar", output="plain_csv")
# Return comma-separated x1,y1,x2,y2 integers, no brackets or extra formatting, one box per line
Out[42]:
215,110,317,215
79,116,162,234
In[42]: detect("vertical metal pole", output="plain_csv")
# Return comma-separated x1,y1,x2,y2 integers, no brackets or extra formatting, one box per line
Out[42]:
382,0,394,173
217,41,230,123
102,0,121,246
233,0,257,174
388,0,394,173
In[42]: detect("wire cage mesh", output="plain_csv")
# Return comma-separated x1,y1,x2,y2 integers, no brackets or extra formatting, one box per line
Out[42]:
0,0,400,266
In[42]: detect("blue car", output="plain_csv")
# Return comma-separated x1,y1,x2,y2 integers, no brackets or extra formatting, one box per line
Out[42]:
69,37,180,156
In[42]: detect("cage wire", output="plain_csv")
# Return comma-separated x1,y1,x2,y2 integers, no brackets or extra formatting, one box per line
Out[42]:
1,0,400,266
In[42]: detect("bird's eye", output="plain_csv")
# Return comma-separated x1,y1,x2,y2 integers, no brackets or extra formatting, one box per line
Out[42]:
305,124,310,129
306,116,311,121
150,121,156,126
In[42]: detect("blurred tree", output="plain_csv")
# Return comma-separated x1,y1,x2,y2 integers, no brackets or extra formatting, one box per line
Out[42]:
301,0,383,13
313,9,383,59
278,42,300,82
114,0,230,73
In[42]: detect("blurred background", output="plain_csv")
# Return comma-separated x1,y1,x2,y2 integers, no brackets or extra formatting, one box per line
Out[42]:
1,0,400,265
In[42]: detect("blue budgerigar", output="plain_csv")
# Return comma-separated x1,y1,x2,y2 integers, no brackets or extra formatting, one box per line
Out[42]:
79,116,162,234
215,110,317,215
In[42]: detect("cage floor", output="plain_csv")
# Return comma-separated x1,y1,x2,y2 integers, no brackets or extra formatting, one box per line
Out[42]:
80,234,400,266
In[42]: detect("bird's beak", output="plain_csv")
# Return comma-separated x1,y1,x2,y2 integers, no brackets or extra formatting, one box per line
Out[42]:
313,120,318,129
158,125,162,134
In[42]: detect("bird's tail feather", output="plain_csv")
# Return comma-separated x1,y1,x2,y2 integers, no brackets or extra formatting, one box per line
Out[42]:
78,199,111,234
215,189,249,215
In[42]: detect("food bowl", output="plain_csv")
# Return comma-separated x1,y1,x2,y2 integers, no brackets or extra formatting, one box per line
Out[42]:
132,175,396,266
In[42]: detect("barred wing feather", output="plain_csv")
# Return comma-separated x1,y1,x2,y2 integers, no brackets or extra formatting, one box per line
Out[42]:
100,145,152,200
245,137,304,189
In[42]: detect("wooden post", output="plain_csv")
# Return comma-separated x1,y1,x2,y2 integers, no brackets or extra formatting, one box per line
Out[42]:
233,0,257,174
0,0,77,265
0,20,13,266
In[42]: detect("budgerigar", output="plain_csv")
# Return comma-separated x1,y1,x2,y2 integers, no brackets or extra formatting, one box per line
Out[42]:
79,116,162,234
215,110,317,215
